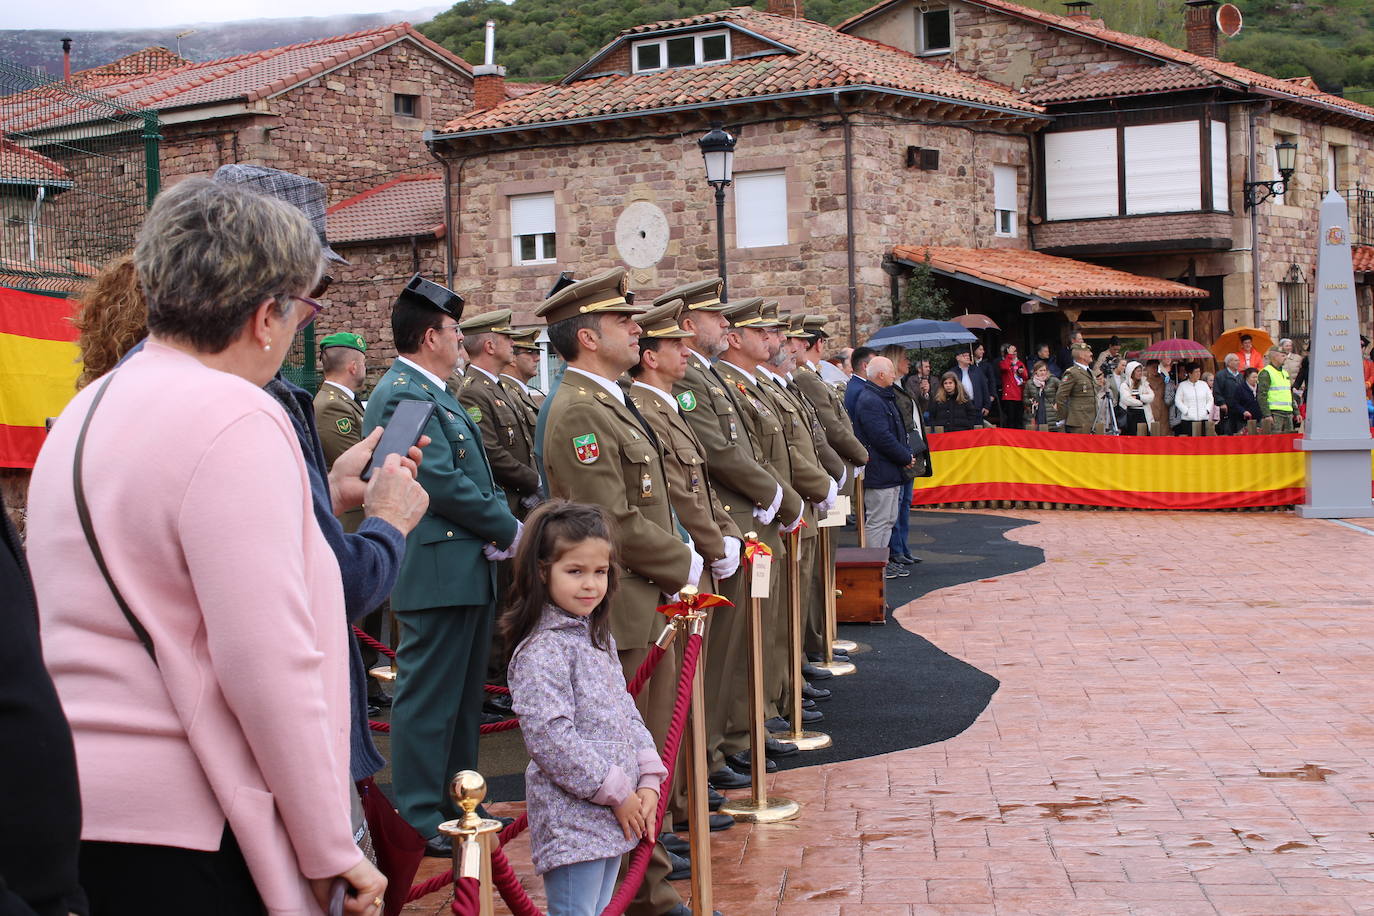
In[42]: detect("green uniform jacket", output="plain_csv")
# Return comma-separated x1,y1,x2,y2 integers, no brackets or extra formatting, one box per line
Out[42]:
542,373,692,649
1056,364,1100,431
313,381,365,533
363,360,519,612
792,363,868,467
457,366,540,509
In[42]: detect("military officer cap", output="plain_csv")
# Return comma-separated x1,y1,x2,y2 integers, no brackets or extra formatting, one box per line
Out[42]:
782,312,809,338
547,271,576,299
510,327,542,351
319,331,367,352
802,315,830,339
536,267,639,325
635,299,693,339
722,297,779,328
459,308,517,335
396,273,463,319
653,277,728,312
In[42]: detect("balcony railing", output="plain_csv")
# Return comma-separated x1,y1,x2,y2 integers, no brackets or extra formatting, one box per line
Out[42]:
1340,186,1374,248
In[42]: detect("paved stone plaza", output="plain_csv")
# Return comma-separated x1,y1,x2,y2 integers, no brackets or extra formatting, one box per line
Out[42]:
406,510,1374,915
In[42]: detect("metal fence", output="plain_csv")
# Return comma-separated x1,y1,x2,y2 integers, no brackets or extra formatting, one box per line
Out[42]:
1341,186,1374,249
1,57,158,297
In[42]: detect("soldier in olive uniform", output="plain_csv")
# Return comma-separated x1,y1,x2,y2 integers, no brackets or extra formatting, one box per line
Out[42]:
537,269,702,916
1056,344,1101,434
662,281,801,789
457,310,542,518
628,299,743,831
362,276,521,850
501,327,546,410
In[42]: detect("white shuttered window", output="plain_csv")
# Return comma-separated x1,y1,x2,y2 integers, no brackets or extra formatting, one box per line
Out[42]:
511,193,556,265
734,170,788,248
1211,121,1228,210
1044,129,1118,220
993,165,1017,236
1124,122,1200,214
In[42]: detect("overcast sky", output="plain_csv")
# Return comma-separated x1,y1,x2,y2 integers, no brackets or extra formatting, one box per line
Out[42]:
8,1,446,30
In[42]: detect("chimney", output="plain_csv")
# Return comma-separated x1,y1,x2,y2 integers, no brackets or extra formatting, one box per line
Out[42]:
1184,0,1220,58
766,0,804,18
1063,1,1094,20
61,37,72,81
471,19,506,111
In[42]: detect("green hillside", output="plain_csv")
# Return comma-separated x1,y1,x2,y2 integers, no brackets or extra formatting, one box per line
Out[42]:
418,0,1373,102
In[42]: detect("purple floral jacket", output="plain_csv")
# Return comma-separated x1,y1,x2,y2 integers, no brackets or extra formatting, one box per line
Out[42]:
508,606,666,874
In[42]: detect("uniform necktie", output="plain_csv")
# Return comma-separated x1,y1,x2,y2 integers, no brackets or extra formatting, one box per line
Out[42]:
623,397,661,451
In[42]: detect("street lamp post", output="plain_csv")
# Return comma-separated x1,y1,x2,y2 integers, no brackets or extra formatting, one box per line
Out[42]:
1243,139,1298,210
698,122,737,299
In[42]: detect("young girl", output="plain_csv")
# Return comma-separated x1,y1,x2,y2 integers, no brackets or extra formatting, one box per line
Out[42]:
503,500,665,916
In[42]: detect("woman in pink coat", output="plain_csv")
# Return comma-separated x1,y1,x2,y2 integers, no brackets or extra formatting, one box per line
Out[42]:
997,343,1029,429
26,178,388,915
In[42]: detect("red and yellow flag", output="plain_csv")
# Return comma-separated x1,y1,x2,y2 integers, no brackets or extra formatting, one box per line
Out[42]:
0,286,80,468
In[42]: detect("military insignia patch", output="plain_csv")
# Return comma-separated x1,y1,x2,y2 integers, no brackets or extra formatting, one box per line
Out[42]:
676,391,697,411
336,417,353,435
466,406,483,423
573,433,600,464
735,381,748,396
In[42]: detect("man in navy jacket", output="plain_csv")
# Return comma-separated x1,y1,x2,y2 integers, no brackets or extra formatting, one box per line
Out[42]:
850,357,915,580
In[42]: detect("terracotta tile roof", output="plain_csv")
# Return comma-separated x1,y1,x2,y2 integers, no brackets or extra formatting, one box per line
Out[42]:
1026,63,1216,103
72,47,189,83
892,245,1208,301
840,0,1374,121
4,24,471,134
440,7,1041,134
505,81,552,98
0,137,69,184
1354,246,1374,273
326,174,445,243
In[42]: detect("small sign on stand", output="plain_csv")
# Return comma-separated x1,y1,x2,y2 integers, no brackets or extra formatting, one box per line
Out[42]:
1296,191,1374,518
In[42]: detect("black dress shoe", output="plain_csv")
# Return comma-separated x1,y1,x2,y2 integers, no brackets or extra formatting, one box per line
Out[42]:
659,832,689,856
708,787,726,811
725,750,777,773
764,736,799,757
801,663,833,680
708,765,751,790
480,711,508,726
673,813,734,833
890,553,916,565
424,833,452,857
802,682,831,701
482,696,513,716
368,690,393,708
764,716,790,732
367,703,383,717
801,698,817,711
903,553,923,564
666,849,691,881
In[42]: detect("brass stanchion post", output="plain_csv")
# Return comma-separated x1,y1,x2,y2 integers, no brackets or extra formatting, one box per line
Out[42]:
672,589,713,916
853,473,866,548
437,771,502,916
369,614,400,687
812,526,855,676
779,528,830,752
720,534,799,823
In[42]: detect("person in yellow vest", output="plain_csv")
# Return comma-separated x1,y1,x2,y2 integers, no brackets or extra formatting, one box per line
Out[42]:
1255,347,1294,432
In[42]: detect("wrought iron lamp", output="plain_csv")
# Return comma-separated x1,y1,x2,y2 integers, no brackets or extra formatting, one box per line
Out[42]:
1243,139,1298,210
698,122,737,298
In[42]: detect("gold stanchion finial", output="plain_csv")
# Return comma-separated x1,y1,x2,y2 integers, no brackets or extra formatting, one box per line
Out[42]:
451,770,488,830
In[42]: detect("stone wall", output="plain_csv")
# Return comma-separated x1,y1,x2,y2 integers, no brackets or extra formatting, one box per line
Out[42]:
441,109,1035,342
1033,211,1233,254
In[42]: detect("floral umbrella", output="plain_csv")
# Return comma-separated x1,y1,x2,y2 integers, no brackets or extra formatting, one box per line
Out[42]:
1143,338,1212,361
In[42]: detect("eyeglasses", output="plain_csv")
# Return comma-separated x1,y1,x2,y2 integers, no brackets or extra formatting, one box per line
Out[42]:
438,323,462,335
290,294,325,332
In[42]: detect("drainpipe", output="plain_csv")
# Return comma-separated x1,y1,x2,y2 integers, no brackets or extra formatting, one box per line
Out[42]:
1247,104,1263,328
832,91,858,345
27,186,45,261
425,130,456,287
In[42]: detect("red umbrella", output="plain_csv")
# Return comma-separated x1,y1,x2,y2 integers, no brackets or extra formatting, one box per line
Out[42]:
950,313,1000,330
1144,338,1212,361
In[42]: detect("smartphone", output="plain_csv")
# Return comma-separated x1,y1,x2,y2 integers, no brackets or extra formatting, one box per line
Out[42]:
362,399,435,481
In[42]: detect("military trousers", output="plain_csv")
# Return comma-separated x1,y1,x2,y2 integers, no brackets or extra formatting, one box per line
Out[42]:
618,643,684,916
761,526,789,723
391,603,493,837
776,533,816,713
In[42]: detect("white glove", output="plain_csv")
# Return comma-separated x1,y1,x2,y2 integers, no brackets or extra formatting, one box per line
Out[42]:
520,493,542,511
814,477,839,513
778,510,804,534
687,550,705,589
752,484,783,525
837,466,849,490
854,465,865,480
710,536,741,581
482,520,523,561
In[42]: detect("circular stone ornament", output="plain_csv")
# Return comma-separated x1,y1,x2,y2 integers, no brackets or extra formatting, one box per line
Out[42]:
615,200,670,269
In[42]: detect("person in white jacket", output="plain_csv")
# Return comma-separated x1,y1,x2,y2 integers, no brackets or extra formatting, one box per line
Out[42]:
1118,360,1155,436
1173,363,1213,435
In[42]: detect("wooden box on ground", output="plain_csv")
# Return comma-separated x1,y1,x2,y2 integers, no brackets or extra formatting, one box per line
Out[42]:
835,547,888,624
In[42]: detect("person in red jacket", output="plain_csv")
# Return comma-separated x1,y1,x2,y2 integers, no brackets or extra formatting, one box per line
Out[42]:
998,343,1029,429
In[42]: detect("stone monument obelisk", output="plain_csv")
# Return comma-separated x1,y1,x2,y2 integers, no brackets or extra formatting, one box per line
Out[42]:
1296,191,1374,518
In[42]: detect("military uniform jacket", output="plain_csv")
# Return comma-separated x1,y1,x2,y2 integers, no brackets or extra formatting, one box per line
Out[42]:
458,366,541,502
313,381,365,532
542,372,692,650
792,364,868,468
1055,364,1100,430
500,374,540,435
673,358,802,527
716,360,820,527
775,375,845,482
630,384,742,563
363,361,519,612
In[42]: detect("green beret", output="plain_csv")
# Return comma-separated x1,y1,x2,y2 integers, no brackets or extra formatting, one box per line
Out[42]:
319,332,366,353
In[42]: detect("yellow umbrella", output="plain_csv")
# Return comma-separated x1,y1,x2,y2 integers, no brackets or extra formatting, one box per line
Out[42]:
1210,326,1273,363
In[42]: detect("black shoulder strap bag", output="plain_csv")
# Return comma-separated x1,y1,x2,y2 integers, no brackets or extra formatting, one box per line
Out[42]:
72,374,157,666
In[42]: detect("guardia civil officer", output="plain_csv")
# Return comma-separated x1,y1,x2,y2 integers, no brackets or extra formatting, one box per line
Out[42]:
362,276,521,854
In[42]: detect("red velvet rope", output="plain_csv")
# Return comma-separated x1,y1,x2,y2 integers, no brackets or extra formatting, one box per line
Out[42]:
350,625,509,695
402,634,679,908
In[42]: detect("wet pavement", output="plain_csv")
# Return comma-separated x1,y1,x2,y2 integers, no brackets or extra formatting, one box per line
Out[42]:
405,510,1374,915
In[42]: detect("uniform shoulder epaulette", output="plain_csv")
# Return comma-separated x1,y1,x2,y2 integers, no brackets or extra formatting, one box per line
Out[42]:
460,376,474,388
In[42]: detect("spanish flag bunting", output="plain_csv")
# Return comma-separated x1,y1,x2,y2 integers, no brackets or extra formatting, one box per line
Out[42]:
743,539,772,563
656,589,734,619
1,286,81,468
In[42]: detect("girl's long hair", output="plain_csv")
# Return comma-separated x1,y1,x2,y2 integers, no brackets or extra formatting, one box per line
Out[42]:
934,371,969,404
500,499,620,657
